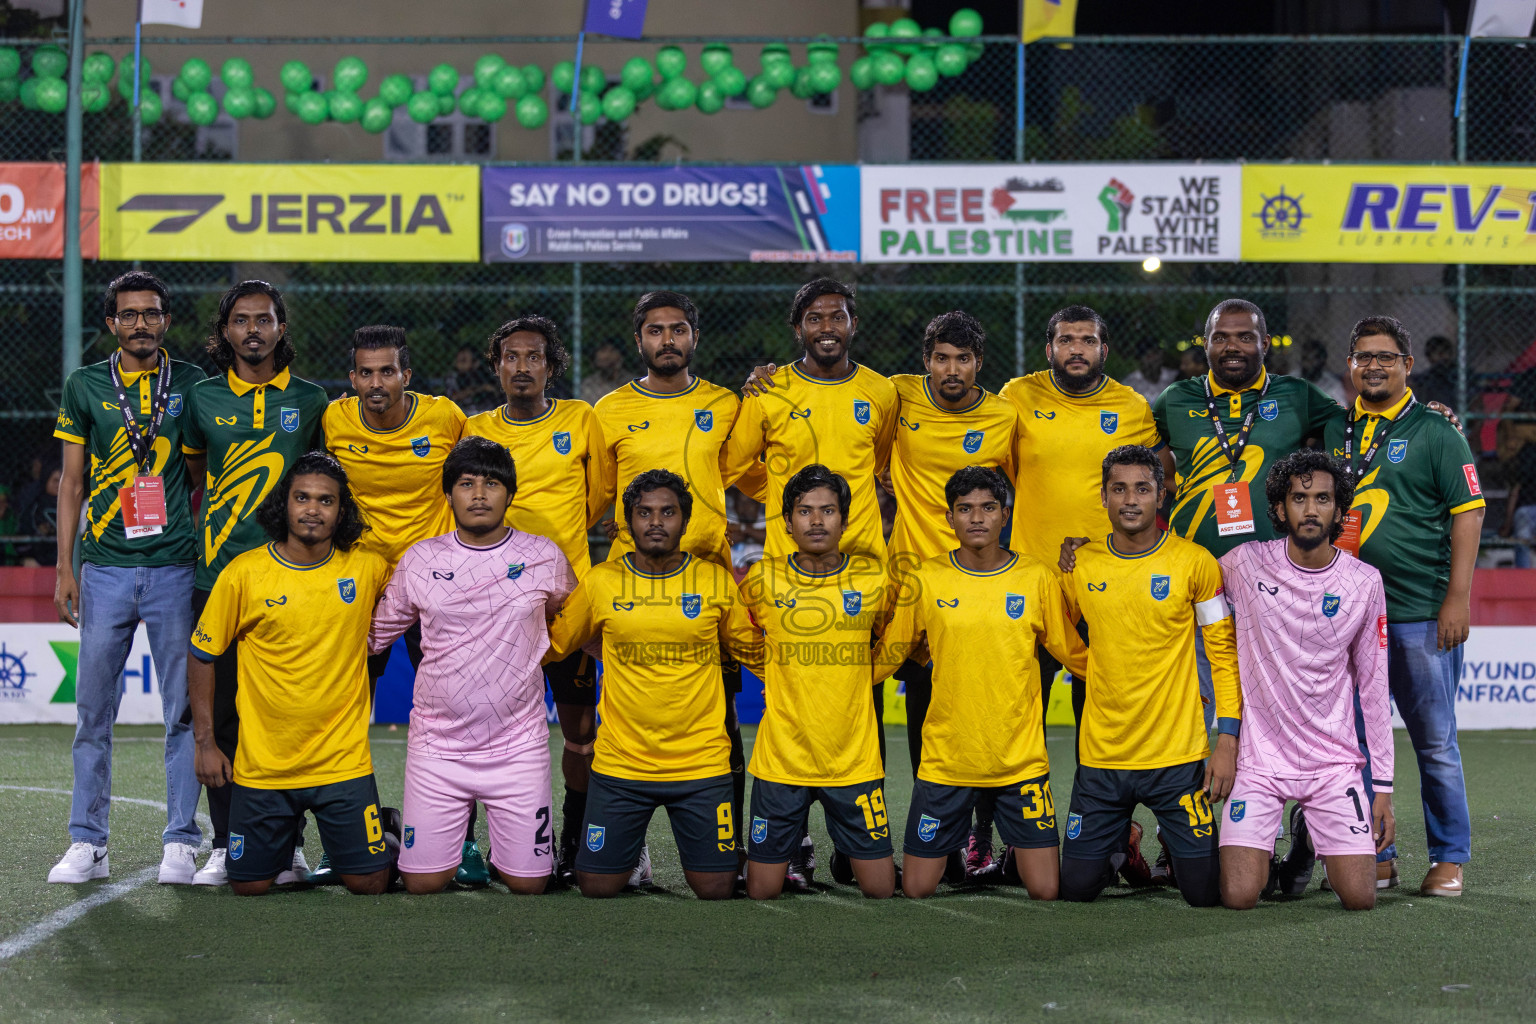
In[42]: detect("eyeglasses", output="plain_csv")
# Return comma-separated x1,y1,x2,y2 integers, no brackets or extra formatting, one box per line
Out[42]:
114,310,167,326
1350,351,1403,368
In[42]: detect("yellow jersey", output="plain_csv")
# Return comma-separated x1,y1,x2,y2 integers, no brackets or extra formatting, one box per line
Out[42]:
1000,371,1161,569
190,542,391,789
463,399,606,576
594,377,740,568
723,361,898,563
887,374,1021,573
738,553,889,787
323,393,466,566
1061,531,1240,770
872,551,1086,787
546,553,760,782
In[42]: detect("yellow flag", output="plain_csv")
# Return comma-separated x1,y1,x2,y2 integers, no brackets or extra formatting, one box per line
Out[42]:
1022,0,1078,43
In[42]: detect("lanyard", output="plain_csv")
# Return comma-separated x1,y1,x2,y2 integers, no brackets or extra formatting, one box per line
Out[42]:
1202,374,1270,482
108,349,173,472
1343,395,1417,481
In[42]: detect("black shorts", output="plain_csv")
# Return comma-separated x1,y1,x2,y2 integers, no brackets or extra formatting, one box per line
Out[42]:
903,774,1059,857
227,774,389,882
575,771,737,875
747,777,892,864
1063,760,1218,862
546,648,598,707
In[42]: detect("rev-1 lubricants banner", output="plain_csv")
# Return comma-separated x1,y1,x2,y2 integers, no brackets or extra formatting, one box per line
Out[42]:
1243,165,1536,263
482,164,859,262
100,163,480,262
860,163,1241,262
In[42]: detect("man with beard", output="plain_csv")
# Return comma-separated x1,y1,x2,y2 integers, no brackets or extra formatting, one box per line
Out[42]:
181,280,329,886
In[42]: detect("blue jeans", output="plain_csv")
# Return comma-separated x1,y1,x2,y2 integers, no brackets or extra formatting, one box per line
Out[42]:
1354,620,1471,864
70,562,201,847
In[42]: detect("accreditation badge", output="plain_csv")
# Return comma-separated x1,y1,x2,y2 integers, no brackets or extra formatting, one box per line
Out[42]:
1213,481,1255,537
1336,509,1363,557
121,475,168,539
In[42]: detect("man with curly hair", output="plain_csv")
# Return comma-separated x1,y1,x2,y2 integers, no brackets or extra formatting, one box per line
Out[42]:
188,452,397,895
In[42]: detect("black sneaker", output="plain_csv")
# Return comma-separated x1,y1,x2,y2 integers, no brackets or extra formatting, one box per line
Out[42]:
1149,830,1175,886
553,821,579,889
784,835,815,892
1276,806,1316,895
830,849,855,886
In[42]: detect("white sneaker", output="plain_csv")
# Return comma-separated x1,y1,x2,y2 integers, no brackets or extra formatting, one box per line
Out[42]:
48,842,109,883
274,847,310,885
158,842,199,884
626,844,653,889
193,848,228,886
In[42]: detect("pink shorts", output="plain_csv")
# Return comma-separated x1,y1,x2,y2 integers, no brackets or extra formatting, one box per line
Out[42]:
400,747,553,879
1220,767,1377,857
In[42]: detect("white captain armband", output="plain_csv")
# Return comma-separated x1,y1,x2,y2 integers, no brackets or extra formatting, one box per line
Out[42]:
1194,593,1231,627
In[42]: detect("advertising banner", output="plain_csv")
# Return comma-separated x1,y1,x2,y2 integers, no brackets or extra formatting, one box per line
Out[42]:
482,164,859,263
100,163,480,262
860,163,1241,263
0,623,165,725
1244,165,1536,263
0,162,99,259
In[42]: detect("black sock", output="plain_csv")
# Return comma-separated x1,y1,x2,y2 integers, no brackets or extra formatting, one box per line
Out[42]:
562,786,587,836
465,802,479,844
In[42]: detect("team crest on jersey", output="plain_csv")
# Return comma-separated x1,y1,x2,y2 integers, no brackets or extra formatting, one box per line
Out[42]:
853,400,870,425
279,407,300,433
1387,439,1408,464
963,430,984,454
229,834,244,860
1066,813,1082,839
843,590,863,616
917,814,941,842
1005,593,1025,619
751,816,768,845
586,826,605,851
1322,593,1341,618
166,394,183,417
1258,399,1279,421
1150,574,1170,601
681,593,702,619
410,436,430,458
403,826,415,849
694,409,713,432
552,430,572,455
1100,411,1118,434
337,578,357,604
506,563,524,580
1229,801,1246,823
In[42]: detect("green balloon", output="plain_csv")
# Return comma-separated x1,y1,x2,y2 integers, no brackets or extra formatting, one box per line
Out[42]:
491,65,526,99
407,91,439,124
83,53,115,84
808,63,840,94
380,73,412,107
522,65,544,92
889,17,922,55
746,75,776,109
223,87,256,118
437,93,455,115
0,79,18,103
578,64,605,95
850,56,875,90
658,76,695,110
761,43,790,62
138,90,163,124
696,79,724,114
632,75,654,102
457,88,482,118
871,51,905,86
221,57,254,91
186,91,219,125
32,44,67,79
253,87,276,118
577,90,601,125
170,77,191,102
515,93,548,128
700,44,733,76
474,53,506,90
0,47,20,79
334,56,368,93
601,85,635,121
864,22,890,51
620,57,653,93
81,82,110,112
790,66,815,100
935,43,969,77
905,54,938,92
20,77,39,109
966,42,985,61
477,92,507,121
428,63,459,97
808,36,839,64
284,91,302,114
764,60,795,90
655,46,686,80
179,58,212,92
280,60,312,93
296,91,328,125
949,7,984,36
923,27,945,50
713,65,747,97
329,90,363,123
361,96,392,133
551,61,575,94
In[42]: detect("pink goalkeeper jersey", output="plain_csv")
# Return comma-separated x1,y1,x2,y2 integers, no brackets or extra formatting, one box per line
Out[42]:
370,528,575,760
1218,539,1393,791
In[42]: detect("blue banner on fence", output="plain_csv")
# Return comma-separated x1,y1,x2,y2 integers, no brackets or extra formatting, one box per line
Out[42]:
583,0,648,38
481,164,859,263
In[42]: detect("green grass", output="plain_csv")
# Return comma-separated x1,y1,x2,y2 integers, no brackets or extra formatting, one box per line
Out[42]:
1,724,1533,1024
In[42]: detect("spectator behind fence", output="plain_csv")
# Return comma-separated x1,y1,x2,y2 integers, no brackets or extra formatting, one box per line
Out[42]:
444,343,501,414
1298,339,1349,405
581,341,629,405
1415,335,1458,410
1177,344,1207,380
19,461,60,567
0,484,18,565
1498,427,1536,567
1123,338,1177,405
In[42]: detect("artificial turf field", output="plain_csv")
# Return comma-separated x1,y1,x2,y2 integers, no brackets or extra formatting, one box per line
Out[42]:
1,724,1532,1024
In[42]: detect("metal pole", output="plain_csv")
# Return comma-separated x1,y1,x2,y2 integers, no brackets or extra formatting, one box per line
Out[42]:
1014,41,1025,375
132,2,143,162
571,261,584,396
1456,262,1467,419
62,0,85,378
570,30,585,163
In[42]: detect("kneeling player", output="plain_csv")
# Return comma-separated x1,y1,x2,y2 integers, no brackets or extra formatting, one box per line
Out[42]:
370,437,574,895
190,452,396,896
1218,450,1394,911
874,467,1087,900
739,465,894,899
548,470,761,900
